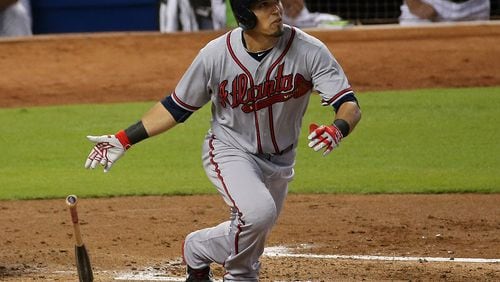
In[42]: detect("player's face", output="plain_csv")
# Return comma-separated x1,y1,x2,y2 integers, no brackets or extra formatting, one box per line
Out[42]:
251,0,284,37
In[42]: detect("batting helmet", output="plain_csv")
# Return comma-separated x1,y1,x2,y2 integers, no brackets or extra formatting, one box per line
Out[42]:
230,0,259,30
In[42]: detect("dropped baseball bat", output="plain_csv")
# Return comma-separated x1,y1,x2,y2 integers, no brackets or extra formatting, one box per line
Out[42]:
66,195,94,282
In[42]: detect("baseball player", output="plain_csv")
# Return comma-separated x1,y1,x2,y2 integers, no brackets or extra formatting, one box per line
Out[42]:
84,0,361,281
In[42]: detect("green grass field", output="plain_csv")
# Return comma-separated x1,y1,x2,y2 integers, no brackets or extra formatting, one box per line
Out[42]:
0,87,498,200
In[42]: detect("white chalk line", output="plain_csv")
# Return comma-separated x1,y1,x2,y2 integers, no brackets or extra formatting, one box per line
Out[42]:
112,245,499,281
264,251,500,263
114,275,190,282
263,245,500,263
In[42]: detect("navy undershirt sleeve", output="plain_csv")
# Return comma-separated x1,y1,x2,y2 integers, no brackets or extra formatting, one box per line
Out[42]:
332,93,359,112
161,95,193,122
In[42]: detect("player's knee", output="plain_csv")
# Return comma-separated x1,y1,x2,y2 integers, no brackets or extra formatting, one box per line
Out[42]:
243,203,277,233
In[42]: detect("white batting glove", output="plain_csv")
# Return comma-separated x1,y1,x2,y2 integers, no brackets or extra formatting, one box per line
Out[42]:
307,123,344,156
84,132,129,172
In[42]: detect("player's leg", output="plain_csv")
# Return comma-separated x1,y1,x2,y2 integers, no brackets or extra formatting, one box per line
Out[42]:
254,152,295,221
183,135,285,281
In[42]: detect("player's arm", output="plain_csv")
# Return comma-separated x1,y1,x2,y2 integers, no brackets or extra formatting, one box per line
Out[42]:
307,41,362,156
84,95,193,172
141,101,178,136
84,45,210,171
333,100,361,136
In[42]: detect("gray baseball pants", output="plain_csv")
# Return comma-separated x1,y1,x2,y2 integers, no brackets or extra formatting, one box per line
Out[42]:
183,133,295,281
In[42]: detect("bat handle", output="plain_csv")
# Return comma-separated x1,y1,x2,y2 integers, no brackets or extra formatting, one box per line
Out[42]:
69,206,79,224
66,195,84,247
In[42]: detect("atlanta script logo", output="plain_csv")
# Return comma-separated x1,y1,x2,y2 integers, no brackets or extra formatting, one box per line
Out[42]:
218,63,313,113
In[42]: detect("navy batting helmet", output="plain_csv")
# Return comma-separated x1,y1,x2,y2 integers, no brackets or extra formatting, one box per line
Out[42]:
230,0,259,30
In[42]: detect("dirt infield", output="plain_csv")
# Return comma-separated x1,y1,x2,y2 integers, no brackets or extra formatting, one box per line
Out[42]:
1,23,499,281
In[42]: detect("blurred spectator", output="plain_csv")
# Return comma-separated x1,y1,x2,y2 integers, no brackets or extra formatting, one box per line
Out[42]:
0,0,31,36
159,0,226,32
399,0,490,25
282,0,347,28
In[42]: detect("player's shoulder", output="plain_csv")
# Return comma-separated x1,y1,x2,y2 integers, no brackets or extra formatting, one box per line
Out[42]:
201,30,232,53
286,25,326,49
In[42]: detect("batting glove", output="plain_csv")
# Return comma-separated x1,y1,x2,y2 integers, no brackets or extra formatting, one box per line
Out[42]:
84,130,130,172
307,123,343,156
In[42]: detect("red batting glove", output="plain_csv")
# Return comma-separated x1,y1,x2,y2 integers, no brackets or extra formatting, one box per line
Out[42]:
307,123,343,156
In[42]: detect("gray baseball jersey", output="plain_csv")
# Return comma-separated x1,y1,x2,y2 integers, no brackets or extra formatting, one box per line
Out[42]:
178,25,354,281
172,24,353,156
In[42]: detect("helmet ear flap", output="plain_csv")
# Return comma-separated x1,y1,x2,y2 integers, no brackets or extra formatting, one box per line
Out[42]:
230,0,258,30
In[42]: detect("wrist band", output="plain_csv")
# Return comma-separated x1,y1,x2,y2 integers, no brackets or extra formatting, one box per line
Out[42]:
333,119,350,137
124,120,149,145
115,130,131,150
115,121,149,150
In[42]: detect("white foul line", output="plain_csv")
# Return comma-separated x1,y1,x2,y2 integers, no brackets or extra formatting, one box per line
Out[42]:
264,252,500,263
263,246,500,263
114,246,500,281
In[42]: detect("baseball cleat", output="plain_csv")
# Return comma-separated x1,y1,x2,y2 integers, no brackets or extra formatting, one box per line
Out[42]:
186,265,213,282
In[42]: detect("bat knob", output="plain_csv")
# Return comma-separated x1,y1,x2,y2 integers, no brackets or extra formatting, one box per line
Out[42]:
66,195,78,206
